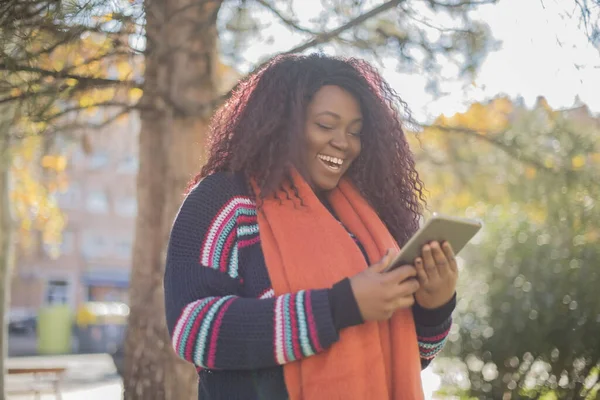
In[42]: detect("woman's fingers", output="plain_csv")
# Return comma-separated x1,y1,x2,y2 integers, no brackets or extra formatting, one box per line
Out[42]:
422,244,439,279
442,241,458,274
430,241,450,277
414,257,428,285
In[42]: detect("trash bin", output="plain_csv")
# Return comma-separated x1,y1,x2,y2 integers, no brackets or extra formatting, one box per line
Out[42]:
37,304,72,355
75,301,129,355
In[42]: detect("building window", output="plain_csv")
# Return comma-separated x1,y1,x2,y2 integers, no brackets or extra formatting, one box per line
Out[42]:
43,231,74,259
61,231,75,254
57,184,81,209
86,190,109,213
82,232,109,259
88,152,109,170
117,155,139,174
115,239,132,259
46,280,70,305
70,147,85,169
115,197,137,217
88,286,129,303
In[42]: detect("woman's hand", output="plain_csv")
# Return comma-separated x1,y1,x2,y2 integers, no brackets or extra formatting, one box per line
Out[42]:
349,249,420,321
414,241,458,309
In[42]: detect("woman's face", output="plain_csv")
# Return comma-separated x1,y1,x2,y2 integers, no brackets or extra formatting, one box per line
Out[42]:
302,85,363,192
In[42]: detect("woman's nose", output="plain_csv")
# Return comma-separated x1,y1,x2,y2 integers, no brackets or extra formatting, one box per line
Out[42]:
330,130,349,150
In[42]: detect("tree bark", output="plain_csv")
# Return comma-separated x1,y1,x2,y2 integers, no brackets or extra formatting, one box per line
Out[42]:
0,131,13,400
123,0,223,399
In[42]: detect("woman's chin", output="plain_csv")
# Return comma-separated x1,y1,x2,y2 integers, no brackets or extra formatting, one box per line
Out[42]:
312,177,342,192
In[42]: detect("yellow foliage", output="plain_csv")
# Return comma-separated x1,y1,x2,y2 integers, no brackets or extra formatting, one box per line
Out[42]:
17,119,49,137
117,61,132,79
454,192,473,209
442,98,512,134
101,13,113,23
41,155,67,172
525,167,537,179
52,58,65,71
414,97,597,252
585,230,599,243
524,205,547,224
78,87,115,108
116,113,129,124
128,87,143,102
84,107,99,116
10,122,66,250
17,136,42,160
571,155,586,169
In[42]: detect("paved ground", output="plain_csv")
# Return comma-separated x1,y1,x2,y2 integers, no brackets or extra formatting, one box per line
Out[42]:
8,379,122,400
5,355,441,400
6,353,123,400
7,334,443,399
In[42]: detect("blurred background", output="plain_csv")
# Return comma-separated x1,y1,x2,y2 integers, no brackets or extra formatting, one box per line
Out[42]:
0,0,599,399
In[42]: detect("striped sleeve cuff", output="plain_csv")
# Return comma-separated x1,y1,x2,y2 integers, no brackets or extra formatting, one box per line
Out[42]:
416,317,452,362
414,294,455,366
171,295,237,369
273,289,338,364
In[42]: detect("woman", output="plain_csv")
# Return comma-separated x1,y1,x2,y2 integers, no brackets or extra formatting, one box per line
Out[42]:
164,54,457,400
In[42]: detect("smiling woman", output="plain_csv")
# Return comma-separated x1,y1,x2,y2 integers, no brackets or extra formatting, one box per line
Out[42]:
164,54,458,400
304,85,363,191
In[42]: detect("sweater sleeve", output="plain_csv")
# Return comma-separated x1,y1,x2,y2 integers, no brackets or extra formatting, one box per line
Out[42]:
412,293,455,369
164,173,342,370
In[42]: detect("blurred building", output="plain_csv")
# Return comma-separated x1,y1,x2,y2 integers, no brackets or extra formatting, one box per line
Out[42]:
10,111,141,318
9,58,241,320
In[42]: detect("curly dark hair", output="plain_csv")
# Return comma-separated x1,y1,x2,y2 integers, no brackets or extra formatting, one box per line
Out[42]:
190,53,425,245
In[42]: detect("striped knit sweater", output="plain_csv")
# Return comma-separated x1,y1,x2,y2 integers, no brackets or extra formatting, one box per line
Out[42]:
164,172,455,400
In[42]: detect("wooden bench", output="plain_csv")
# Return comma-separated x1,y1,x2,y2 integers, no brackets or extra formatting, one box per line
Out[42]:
7,367,66,399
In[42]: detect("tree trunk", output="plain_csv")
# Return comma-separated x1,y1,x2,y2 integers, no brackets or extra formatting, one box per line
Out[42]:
123,0,223,399
0,132,13,400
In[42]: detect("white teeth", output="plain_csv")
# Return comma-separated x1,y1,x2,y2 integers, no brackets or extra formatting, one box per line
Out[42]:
318,154,343,165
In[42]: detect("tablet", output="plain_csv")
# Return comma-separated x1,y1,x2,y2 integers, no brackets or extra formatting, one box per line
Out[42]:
384,214,483,272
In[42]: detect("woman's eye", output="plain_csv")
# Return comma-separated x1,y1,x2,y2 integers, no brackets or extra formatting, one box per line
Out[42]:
317,123,333,130
349,132,362,137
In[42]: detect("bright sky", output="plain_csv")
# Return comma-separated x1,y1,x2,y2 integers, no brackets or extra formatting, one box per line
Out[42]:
434,0,600,118
225,0,600,122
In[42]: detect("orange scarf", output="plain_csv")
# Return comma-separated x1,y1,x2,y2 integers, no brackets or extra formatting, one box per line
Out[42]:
254,171,424,400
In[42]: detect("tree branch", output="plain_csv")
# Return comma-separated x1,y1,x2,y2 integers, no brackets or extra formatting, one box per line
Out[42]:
35,101,138,123
0,63,137,88
8,25,97,61
424,124,551,170
424,124,600,187
283,0,404,54
399,3,473,33
254,0,319,35
220,0,405,105
427,0,497,8
0,1,49,24
0,87,61,106
87,106,136,129
11,105,137,140
0,80,114,106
